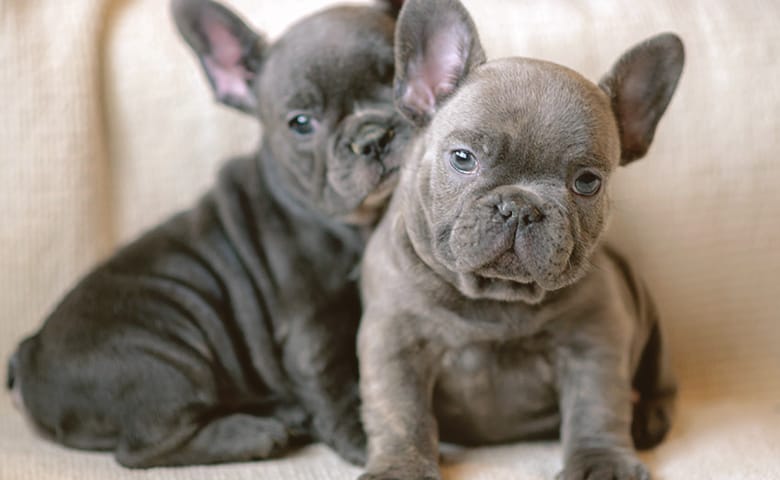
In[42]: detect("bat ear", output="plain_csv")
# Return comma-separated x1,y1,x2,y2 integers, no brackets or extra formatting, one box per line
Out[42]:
171,0,266,114
599,33,685,164
394,0,485,127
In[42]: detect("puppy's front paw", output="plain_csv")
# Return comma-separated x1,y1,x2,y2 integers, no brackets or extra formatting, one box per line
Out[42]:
333,423,367,466
318,412,367,466
358,459,440,480
358,470,439,480
632,394,674,450
557,448,650,480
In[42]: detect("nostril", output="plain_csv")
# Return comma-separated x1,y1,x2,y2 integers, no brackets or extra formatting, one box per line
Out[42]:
521,207,544,226
378,128,395,149
497,201,517,219
351,126,393,159
350,141,376,157
361,143,377,157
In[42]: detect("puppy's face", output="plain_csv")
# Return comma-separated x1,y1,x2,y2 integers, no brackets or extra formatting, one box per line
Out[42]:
393,0,683,302
173,0,410,223
421,61,620,301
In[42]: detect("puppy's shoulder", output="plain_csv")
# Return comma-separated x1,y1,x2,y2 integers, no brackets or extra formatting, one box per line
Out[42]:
597,244,646,304
586,244,656,326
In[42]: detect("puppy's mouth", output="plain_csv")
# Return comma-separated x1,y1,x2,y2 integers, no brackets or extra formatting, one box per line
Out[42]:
445,232,579,303
476,252,542,296
469,239,576,292
475,275,544,302
454,259,546,303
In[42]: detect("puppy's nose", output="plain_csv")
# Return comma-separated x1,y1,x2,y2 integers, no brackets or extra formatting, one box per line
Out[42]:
350,125,395,159
497,199,545,227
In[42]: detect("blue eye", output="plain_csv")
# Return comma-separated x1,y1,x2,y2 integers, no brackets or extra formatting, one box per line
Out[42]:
449,149,478,174
288,114,315,135
572,171,602,196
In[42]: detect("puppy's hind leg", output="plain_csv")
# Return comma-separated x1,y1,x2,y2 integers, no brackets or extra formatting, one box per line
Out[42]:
116,404,311,468
631,305,677,450
20,332,310,467
7,351,21,407
7,351,29,416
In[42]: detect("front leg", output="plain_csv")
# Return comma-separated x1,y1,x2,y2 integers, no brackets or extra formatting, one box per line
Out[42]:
556,337,650,480
358,312,441,480
282,303,367,465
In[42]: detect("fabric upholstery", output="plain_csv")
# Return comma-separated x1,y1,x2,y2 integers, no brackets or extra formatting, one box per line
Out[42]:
1,0,779,478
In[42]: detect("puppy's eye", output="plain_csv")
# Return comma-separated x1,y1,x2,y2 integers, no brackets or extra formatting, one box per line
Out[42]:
288,114,315,135
449,149,478,174
572,171,602,196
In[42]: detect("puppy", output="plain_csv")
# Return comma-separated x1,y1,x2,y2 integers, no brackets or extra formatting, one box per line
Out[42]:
7,0,410,468
357,0,684,479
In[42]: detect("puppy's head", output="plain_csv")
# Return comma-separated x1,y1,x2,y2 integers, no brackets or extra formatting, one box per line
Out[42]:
172,0,411,224
395,0,684,302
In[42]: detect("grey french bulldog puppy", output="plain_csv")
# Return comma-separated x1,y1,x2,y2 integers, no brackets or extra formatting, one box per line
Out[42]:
6,0,410,468
357,0,684,479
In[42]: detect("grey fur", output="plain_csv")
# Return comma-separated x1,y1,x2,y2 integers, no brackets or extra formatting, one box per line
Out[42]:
6,0,411,468
357,1,683,479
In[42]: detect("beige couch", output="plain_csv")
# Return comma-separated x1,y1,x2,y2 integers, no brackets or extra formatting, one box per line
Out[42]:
2,0,779,478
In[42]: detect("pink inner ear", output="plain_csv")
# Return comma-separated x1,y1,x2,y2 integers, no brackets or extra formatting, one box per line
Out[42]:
427,27,467,96
202,13,253,101
203,57,253,100
402,22,470,118
403,65,437,116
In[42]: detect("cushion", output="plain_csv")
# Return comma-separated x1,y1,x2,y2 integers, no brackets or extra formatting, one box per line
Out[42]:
1,0,778,478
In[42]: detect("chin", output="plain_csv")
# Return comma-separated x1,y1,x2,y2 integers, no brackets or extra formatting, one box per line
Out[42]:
459,250,584,303
453,270,546,304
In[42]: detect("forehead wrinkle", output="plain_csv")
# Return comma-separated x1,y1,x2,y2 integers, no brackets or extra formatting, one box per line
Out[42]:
273,7,394,79
259,6,395,114
284,86,323,112
435,58,618,172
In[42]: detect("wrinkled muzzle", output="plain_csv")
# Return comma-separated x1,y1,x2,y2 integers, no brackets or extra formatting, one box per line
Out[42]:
325,109,410,217
449,186,577,290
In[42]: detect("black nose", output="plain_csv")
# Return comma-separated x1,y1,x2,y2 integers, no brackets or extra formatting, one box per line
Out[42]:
497,198,545,227
350,126,395,159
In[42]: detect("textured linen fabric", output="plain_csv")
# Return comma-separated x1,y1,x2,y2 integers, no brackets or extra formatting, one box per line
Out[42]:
1,0,779,479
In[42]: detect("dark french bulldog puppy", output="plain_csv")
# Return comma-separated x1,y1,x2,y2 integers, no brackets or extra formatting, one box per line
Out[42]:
357,0,684,479
7,0,410,468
